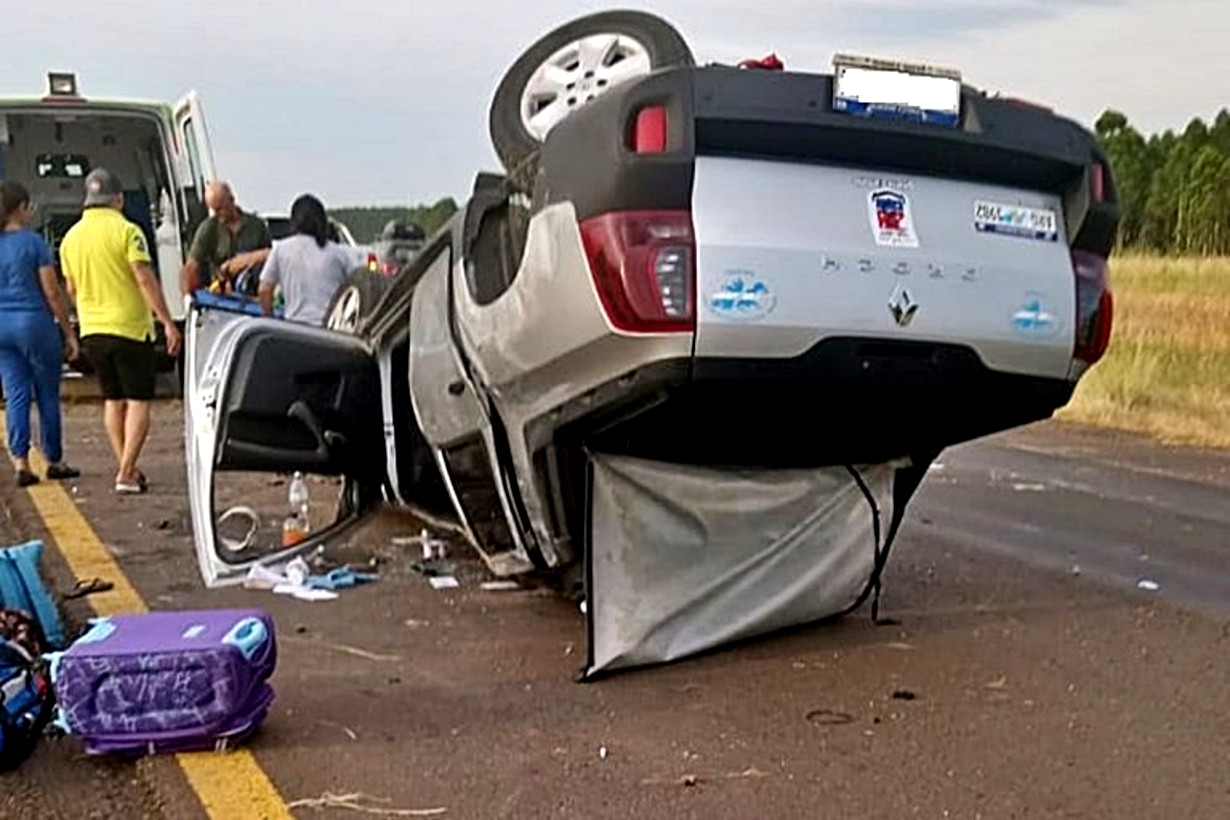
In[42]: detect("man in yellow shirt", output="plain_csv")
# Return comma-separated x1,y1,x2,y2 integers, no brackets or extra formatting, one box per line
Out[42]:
60,168,181,494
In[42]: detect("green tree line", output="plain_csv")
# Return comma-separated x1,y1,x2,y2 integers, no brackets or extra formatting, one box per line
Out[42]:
329,197,459,244
1097,108,1230,255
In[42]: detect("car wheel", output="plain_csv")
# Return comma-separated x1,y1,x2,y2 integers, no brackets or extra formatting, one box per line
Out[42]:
326,269,392,334
488,10,693,172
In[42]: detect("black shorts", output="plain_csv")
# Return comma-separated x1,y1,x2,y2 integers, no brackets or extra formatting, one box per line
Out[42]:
81,334,157,401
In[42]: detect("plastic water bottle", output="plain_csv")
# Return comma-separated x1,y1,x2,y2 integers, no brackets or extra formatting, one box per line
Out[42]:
288,472,310,518
282,472,311,547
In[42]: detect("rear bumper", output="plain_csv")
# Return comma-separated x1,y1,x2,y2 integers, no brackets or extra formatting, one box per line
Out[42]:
544,337,1074,468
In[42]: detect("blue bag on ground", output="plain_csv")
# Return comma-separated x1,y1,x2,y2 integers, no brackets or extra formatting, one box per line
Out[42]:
0,541,66,649
0,609,54,770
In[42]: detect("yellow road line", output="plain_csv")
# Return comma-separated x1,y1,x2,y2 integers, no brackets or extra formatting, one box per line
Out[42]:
21,446,293,820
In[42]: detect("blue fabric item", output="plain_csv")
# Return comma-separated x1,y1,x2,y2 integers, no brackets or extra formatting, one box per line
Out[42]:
0,541,66,649
221,617,268,661
191,289,283,318
0,310,64,461
306,568,379,591
0,230,53,314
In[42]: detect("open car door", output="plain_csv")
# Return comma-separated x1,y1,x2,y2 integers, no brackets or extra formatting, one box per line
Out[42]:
185,303,383,586
172,91,218,187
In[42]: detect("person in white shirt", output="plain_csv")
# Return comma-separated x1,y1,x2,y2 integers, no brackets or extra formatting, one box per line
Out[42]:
258,194,354,326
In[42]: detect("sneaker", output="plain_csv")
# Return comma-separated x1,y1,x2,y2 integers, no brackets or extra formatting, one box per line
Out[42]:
15,469,39,488
46,463,80,480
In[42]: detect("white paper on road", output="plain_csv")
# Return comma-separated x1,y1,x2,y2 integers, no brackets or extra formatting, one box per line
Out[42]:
584,454,900,677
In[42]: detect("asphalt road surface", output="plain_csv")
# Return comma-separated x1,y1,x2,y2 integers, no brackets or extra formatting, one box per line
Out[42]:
1,402,1227,819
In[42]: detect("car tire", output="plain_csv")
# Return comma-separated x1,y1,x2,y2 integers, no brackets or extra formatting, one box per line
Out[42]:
488,10,693,172
326,268,392,335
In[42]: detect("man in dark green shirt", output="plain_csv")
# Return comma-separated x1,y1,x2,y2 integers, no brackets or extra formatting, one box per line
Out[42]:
180,181,271,294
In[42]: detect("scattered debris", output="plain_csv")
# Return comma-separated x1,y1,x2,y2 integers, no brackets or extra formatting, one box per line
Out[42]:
984,676,1010,691
410,558,457,579
1071,564,1082,576
1011,482,1047,492
599,745,609,760
308,568,380,591
403,619,430,629
1137,579,1161,592
642,767,769,787
479,580,521,592
273,586,338,602
428,576,460,590
883,642,915,651
243,557,376,601
805,709,855,726
579,600,588,615
287,792,446,816
392,529,448,561
217,506,261,552
891,690,918,701
284,636,402,663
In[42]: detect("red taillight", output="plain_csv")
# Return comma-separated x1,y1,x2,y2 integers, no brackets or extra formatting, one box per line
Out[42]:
632,105,667,154
580,210,695,334
1090,162,1106,203
1072,250,1113,364
381,261,399,276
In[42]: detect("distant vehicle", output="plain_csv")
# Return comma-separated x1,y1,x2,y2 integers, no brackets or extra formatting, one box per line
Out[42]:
0,72,220,365
368,219,425,276
261,213,359,246
259,212,368,272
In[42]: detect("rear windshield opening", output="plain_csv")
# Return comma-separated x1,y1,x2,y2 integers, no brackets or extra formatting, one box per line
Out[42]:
0,110,175,273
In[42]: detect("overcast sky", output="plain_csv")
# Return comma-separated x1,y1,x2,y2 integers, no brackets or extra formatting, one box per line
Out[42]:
6,0,1227,212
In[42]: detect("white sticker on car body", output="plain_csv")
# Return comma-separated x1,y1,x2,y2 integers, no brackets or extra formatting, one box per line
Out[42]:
974,200,1059,241
867,189,920,248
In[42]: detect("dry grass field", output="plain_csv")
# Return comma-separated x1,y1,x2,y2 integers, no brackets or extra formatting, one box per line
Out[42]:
1059,255,1230,448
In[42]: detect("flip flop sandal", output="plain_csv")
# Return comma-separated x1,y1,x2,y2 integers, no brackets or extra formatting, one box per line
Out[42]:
62,578,115,600
115,481,146,495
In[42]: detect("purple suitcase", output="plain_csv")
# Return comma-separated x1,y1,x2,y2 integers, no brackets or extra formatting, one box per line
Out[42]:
50,609,276,756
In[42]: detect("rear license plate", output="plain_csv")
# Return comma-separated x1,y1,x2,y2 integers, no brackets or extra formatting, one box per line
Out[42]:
832,54,961,127
974,200,1060,242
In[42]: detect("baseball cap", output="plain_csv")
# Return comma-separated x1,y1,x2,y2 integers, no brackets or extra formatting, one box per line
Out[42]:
83,168,123,207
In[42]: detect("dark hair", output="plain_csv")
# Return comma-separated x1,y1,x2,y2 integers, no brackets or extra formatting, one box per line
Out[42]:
0,181,30,225
290,194,329,248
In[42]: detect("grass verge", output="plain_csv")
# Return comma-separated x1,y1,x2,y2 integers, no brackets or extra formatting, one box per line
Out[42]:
1058,255,1230,449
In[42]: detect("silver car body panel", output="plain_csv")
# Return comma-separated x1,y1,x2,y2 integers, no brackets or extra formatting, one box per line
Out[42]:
691,157,1077,379
449,203,692,566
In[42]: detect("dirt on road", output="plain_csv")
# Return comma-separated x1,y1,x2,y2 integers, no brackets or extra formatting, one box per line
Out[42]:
1,400,1228,819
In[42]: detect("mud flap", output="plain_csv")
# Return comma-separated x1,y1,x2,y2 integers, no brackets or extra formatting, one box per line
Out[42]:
581,453,917,678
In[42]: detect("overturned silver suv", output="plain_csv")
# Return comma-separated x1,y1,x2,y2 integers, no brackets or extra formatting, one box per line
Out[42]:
185,11,1118,674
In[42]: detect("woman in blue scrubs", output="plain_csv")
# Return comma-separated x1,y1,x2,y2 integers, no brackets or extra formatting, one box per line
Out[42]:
0,181,80,486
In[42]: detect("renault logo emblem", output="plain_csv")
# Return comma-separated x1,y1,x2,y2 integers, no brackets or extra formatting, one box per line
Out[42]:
888,286,918,327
